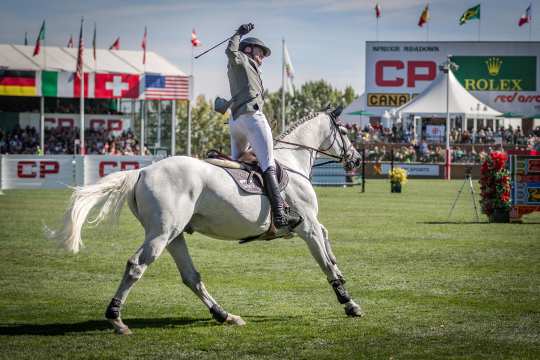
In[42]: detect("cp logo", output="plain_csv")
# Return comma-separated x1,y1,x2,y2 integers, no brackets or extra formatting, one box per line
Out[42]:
17,161,60,178
99,161,140,177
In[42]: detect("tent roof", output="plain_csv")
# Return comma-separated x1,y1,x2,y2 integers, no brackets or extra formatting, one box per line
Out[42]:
395,70,501,117
0,44,186,76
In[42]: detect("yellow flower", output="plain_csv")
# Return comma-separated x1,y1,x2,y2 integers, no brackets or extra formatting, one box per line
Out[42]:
388,167,408,184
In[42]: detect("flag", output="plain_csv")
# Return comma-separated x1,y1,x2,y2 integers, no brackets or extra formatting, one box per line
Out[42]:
41,70,94,98
67,34,74,48
0,70,37,96
33,20,45,56
375,3,381,18
459,4,480,25
94,73,139,98
191,29,201,47
76,18,84,79
142,74,190,100
519,4,532,26
418,5,430,27
24,32,28,46
283,44,295,94
109,37,120,50
141,26,147,64
92,23,97,61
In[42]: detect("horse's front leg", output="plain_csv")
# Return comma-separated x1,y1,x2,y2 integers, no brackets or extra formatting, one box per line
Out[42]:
296,215,364,317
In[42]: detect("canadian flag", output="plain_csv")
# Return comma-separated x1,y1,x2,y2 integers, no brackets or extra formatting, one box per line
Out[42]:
94,73,139,98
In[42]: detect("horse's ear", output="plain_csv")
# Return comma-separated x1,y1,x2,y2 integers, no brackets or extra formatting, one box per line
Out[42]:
329,106,343,120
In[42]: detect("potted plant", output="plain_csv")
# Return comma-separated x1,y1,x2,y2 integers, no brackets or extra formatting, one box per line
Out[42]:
389,167,408,193
479,151,511,223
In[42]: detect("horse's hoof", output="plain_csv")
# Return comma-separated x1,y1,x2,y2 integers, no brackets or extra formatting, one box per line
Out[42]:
225,314,246,326
344,301,364,317
108,318,133,335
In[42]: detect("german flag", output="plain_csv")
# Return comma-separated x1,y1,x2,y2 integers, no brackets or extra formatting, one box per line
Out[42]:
0,70,37,96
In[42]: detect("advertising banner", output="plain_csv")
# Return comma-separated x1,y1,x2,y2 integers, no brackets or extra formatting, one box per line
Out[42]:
18,113,131,136
1,155,75,189
83,155,155,185
381,163,440,177
365,41,540,116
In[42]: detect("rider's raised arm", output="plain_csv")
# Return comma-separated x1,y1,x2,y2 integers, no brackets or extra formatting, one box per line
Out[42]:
226,32,242,65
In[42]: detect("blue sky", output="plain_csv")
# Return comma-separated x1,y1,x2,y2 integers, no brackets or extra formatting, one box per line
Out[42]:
0,0,538,99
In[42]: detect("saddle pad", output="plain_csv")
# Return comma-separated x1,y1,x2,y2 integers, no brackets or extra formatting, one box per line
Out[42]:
222,164,289,195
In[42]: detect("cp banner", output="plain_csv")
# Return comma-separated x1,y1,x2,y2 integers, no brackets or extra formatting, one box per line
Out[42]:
83,155,155,185
1,155,75,189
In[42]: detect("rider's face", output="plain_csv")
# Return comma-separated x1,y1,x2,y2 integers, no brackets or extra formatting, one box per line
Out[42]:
251,46,265,66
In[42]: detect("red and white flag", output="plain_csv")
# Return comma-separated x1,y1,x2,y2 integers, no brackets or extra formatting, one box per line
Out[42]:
67,34,74,48
191,29,201,47
95,73,139,98
375,3,381,18
519,4,532,26
109,37,120,50
141,26,147,64
76,18,84,79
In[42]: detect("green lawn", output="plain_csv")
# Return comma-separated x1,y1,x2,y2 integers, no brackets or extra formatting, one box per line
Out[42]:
0,180,538,359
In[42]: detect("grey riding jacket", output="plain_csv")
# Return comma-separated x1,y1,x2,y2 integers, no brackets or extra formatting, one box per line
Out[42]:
226,33,265,119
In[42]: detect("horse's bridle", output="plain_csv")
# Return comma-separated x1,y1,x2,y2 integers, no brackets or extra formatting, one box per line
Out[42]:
274,111,359,169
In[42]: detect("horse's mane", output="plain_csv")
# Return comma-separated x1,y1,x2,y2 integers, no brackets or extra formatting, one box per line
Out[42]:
275,112,322,140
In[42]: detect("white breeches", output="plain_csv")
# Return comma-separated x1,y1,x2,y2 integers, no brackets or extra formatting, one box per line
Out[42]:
229,111,275,171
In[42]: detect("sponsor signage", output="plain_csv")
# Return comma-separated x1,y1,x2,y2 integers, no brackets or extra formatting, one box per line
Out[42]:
1,155,75,189
18,113,131,136
381,163,439,177
365,41,540,116
83,155,155,185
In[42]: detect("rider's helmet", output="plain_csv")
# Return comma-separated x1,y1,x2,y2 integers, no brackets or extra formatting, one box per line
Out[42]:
239,37,271,57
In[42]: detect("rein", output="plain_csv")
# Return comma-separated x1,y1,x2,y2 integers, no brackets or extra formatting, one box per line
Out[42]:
274,113,354,168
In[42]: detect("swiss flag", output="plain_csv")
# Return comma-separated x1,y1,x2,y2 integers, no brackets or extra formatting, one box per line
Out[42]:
94,73,139,98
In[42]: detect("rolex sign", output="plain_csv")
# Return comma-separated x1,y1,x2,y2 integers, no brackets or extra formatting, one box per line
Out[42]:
453,56,536,91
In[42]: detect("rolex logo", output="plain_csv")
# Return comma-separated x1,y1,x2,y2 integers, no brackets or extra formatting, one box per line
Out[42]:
485,57,503,76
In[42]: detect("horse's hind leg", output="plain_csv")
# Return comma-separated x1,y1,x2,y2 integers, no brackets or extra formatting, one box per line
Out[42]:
167,234,246,326
296,214,363,317
105,230,172,334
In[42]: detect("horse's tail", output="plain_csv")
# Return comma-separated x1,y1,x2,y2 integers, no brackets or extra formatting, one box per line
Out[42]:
45,169,140,254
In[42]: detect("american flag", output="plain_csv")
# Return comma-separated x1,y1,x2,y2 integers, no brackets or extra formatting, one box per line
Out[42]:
143,74,190,100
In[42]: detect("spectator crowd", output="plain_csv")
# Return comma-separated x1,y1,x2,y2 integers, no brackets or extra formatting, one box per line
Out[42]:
0,125,147,155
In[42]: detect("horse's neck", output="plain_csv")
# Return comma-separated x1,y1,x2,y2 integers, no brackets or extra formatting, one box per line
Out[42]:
274,115,328,177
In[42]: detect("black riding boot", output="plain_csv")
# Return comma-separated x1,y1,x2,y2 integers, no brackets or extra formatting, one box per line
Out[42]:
263,166,302,230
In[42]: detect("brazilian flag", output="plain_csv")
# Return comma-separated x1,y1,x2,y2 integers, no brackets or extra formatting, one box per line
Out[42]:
459,4,480,25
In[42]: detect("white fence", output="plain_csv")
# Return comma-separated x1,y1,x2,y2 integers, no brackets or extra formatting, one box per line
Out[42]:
1,155,157,190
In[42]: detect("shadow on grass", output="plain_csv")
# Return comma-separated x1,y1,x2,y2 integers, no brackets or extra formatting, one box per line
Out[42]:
0,317,211,336
420,221,487,225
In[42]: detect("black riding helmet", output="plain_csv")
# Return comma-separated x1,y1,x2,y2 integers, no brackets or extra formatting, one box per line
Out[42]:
239,37,271,57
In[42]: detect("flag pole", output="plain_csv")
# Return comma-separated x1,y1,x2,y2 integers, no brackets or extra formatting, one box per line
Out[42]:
478,2,481,41
187,41,194,157
80,18,85,155
529,6,532,41
171,99,176,156
40,22,46,154
426,17,429,41
376,16,379,41
281,37,286,133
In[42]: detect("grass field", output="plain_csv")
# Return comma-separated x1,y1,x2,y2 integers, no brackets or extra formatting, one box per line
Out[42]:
0,180,539,359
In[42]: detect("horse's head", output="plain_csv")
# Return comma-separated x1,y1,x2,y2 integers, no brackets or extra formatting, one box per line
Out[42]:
322,107,361,170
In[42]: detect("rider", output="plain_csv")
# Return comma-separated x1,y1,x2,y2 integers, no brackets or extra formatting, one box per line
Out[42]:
226,23,301,232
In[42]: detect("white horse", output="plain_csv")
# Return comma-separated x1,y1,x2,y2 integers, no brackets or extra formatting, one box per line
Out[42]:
47,109,364,334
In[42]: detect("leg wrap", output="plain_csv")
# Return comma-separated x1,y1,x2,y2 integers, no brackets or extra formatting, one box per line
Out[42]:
330,279,351,304
209,304,228,323
105,298,122,320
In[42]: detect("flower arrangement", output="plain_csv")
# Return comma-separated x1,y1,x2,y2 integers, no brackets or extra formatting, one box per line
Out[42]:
479,151,511,219
389,167,408,184
389,167,407,193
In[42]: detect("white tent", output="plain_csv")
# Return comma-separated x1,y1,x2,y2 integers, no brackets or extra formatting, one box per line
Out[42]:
0,44,186,75
394,69,501,117
339,93,370,127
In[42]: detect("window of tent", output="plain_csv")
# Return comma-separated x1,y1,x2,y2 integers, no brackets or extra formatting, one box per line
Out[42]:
486,119,493,130
467,118,474,131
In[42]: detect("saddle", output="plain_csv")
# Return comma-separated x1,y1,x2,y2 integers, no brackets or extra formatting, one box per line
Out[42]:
205,150,289,195
204,150,296,243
